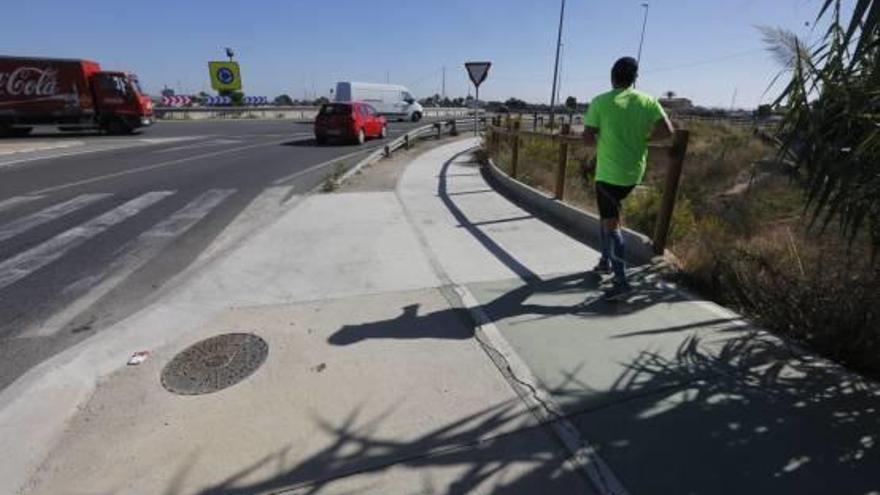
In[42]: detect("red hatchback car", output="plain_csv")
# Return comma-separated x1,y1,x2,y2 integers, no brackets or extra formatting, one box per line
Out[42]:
314,102,387,145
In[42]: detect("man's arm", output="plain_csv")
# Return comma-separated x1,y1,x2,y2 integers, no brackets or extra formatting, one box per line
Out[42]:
583,126,598,147
650,114,674,141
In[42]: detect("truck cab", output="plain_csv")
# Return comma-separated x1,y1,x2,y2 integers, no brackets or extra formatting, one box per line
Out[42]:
91,71,153,134
0,56,154,137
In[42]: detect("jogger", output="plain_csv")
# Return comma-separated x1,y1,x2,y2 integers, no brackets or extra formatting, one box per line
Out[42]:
582,57,675,298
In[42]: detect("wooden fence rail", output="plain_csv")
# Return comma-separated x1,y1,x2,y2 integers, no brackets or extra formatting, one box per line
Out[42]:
487,116,690,255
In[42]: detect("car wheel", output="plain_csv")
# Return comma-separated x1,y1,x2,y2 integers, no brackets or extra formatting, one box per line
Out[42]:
315,135,327,146
380,125,388,139
411,112,422,123
356,128,365,145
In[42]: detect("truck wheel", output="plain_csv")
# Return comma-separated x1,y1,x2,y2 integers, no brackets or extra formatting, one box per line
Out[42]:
315,135,327,146
105,118,132,136
354,128,365,145
10,127,33,137
411,112,422,123
380,125,388,139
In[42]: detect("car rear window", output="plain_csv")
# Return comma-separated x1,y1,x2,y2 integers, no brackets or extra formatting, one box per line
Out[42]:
320,104,352,116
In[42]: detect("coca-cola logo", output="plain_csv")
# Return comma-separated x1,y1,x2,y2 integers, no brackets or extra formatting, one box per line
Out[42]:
0,67,59,97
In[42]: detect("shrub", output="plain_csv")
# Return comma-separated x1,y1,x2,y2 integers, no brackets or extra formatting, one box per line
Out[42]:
623,187,698,246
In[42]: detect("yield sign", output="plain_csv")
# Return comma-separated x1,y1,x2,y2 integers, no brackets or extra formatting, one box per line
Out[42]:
465,62,492,88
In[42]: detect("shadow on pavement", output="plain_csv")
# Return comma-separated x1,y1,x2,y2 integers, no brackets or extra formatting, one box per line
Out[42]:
161,332,880,494
328,149,684,347
281,138,387,148
566,333,880,494
166,399,589,495
329,304,474,345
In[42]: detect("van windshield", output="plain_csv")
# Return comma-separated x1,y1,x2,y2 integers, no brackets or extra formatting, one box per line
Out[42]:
320,104,352,116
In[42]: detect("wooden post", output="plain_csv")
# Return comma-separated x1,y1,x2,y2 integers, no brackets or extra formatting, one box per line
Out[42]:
652,130,690,255
490,125,497,153
555,124,571,199
511,121,521,179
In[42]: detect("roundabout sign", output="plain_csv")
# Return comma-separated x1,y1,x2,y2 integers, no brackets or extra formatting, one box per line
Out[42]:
208,61,242,91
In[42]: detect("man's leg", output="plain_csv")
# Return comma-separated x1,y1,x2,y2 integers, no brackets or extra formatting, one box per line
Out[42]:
606,216,628,286
594,182,613,273
597,182,635,297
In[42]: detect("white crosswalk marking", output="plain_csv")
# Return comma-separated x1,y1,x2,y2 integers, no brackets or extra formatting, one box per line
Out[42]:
0,191,174,291
27,189,236,337
0,194,112,243
0,195,45,214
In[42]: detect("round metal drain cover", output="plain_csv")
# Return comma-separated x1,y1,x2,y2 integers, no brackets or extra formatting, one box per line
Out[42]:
161,333,268,396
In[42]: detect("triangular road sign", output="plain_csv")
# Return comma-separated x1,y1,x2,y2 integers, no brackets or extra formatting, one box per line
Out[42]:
465,62,492,88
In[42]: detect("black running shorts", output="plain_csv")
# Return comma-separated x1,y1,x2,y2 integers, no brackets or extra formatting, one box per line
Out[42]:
595,181,635,219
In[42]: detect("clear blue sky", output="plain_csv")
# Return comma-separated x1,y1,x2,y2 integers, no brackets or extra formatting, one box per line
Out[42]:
5,0,829,108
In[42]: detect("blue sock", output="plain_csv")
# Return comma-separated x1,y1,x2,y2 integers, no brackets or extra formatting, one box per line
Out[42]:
609,228,626,283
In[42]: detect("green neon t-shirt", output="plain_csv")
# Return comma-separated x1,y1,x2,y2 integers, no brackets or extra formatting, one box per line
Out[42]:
584,88,667,186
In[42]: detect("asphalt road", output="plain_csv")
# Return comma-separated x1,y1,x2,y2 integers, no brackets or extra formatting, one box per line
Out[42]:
0,118,440,390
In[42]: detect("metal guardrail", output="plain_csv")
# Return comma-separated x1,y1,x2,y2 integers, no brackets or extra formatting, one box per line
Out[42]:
338,117,485,185
381,117,484,157
486,116,690,255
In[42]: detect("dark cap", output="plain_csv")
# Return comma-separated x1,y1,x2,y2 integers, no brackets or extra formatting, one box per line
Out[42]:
612,57,639,86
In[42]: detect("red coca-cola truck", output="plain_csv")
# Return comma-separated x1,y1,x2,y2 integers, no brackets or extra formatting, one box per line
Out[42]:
0,56,154,136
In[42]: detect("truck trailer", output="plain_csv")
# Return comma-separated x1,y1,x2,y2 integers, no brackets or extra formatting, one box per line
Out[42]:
0,56,154,136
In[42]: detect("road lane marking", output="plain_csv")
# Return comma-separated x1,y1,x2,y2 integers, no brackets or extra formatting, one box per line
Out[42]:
0,195,45,214
27,189,236,337
152,139,243,154
0,194,112,243
0,138,203,169
152,134,311,154
271,145,380,186
23,139,291,197
0,191,174,291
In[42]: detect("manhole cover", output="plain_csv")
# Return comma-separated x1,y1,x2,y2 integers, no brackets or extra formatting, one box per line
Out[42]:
161,333,268,396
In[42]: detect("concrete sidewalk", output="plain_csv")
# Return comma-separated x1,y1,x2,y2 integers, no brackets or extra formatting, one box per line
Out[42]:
10,138,880,494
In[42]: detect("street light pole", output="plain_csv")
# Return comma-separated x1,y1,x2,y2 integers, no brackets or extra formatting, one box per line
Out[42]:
548,0,566,129
637,2,650,65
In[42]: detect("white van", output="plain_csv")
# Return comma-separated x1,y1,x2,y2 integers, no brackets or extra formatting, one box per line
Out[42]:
334,82,424,122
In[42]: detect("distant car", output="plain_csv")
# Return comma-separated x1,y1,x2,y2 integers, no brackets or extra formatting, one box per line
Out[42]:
314,102,387,145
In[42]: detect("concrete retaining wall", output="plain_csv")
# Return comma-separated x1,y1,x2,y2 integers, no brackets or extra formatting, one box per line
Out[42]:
482,158,657,266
